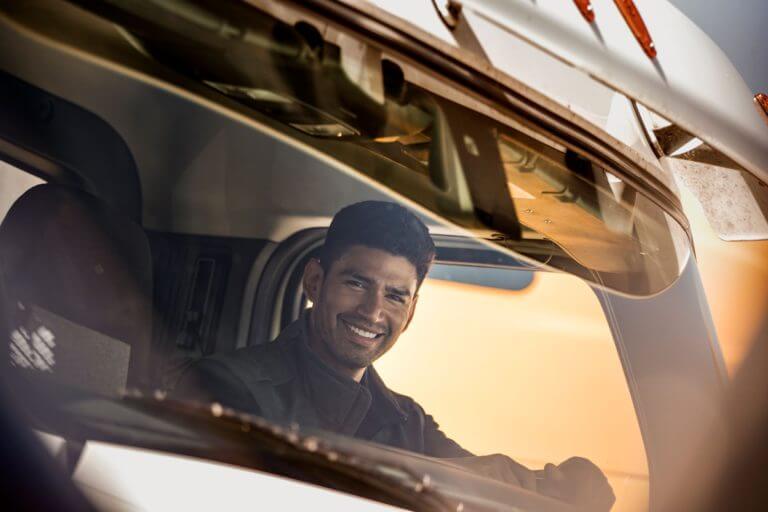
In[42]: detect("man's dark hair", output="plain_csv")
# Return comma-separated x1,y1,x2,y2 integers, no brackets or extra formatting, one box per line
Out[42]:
319,201,435,285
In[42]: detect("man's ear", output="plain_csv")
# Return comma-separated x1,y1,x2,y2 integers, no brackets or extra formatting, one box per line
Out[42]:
302,258,325,304
403,294,419,332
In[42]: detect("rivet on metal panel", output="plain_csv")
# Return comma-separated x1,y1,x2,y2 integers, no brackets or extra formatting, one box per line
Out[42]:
432,0,462,30
614,0,657,58
573,0,595,23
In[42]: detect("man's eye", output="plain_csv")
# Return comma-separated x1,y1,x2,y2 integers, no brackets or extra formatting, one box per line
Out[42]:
346,280,364,289
388,294,406,304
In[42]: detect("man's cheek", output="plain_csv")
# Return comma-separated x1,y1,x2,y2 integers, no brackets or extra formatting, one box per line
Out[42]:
330,288,361,312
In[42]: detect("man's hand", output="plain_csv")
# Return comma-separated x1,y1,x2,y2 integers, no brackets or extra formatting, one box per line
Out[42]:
446,454,615,511
537,457,615,511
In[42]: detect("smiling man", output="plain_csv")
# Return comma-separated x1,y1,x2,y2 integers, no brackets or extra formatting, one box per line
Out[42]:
301,206,429,385
174,201,614,510
175,201,458,452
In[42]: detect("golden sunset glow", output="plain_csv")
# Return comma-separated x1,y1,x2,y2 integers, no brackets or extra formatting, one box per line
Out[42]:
375,182,768,512
679,185,768,373
376,272,649,512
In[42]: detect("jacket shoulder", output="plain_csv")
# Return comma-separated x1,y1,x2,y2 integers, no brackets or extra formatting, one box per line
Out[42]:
205,340,295,385
385,387,424,417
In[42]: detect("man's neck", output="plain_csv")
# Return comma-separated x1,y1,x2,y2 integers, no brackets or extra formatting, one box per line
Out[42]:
306,311,366,383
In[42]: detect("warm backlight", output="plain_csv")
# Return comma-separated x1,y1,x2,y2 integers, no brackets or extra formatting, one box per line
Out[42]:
679,184,768,372
377,271,649,512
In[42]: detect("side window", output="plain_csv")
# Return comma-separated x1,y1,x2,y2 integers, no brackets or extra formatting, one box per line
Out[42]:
375,268,649,512
0,160,44,223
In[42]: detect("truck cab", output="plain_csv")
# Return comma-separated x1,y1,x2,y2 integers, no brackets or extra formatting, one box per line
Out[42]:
1,1,766,511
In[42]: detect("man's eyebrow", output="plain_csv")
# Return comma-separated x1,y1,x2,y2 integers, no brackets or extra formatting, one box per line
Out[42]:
339,269,373,284
385,285,410,297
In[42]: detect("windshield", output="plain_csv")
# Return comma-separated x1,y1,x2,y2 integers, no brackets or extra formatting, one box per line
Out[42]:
0,1,675,511
107,0,689,297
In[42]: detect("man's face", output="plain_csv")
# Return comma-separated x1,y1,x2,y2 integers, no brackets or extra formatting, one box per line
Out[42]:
303,245,419,375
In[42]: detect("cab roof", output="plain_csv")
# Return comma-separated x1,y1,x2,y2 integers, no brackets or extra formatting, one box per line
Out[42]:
369,0,768,186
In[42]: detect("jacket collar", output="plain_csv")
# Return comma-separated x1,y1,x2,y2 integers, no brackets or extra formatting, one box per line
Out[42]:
362,365,409,423
286,310,408,427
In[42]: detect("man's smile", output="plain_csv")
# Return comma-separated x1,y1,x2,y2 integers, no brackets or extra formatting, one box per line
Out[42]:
341,318,386,341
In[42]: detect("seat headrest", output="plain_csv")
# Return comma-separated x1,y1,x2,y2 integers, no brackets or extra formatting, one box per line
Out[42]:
0,184,152,388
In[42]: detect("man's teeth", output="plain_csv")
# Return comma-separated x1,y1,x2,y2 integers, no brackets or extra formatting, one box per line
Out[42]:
348,324,378,339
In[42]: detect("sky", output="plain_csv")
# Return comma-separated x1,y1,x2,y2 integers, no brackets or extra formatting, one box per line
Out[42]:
669,0,768,93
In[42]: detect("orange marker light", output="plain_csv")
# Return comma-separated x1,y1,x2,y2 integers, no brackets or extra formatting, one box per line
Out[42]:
614,0,657,58
573,0,595,22
755,93,768,125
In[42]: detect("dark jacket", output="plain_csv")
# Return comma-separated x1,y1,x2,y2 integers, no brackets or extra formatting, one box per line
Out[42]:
174,314,471,458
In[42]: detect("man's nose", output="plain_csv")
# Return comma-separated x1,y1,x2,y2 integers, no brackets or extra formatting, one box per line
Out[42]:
357,290,385,323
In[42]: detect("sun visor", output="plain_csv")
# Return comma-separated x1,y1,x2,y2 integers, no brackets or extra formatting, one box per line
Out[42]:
459,0,768,191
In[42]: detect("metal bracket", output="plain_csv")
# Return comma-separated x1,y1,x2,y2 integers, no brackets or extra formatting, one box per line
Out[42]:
432,0,462,30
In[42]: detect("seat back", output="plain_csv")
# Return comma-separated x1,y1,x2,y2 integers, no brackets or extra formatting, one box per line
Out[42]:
0,184,153,392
